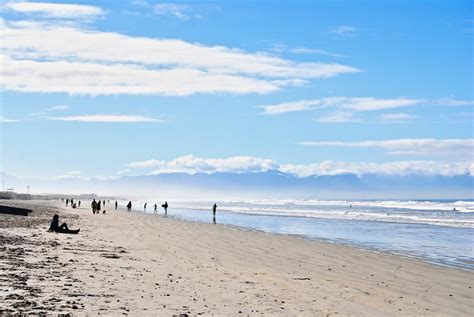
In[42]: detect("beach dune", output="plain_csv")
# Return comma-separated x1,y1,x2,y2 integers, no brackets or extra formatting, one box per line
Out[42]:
1,200,473,316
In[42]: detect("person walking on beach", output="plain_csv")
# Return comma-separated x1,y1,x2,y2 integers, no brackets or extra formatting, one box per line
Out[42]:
162,201,168,215
212,203,217,223
78,201,81,208
66,199,69,207
144,203,147,212
91,199,97,214
127,201,132,212
115,201,118,210
154,204,157,214
97,200,101,213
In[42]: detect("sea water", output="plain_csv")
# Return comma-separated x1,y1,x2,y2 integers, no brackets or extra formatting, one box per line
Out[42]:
130,199,474,271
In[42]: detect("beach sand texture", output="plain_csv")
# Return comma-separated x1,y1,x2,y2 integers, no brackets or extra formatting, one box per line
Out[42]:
1,200,473,316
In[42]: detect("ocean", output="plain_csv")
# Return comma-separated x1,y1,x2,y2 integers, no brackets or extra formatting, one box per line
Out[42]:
129,199,474,271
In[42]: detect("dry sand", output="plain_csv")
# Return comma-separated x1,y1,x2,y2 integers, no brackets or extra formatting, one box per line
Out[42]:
1,200,473,316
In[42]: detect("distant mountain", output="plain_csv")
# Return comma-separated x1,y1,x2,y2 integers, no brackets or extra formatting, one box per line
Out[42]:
1,171,473,199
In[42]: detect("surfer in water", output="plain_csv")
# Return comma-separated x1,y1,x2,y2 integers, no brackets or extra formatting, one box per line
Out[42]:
48,214,80,234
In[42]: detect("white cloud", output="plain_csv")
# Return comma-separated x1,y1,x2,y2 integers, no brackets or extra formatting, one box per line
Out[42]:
259,100,322,115
127,155,474,177
127,155,279,174
258,97,425,115
329,26,357,37
300,138,474,158
49,105,70,111
380,113,416,122
3,2,104,19
153,3,191,21
280,160,474,177
0,115,19,122
315,111,360,123
0,19,360,95
50,114,162,122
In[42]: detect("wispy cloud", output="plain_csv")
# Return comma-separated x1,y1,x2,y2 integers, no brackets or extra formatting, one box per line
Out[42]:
0,115,19,122
49,105,70,111
300,138,474,158
329,25,357,37
435,98,474,106
126,154,474,177
258,100,322,115
315,112,360,123
51,170,88,181
259,97,424,115
50,114,163,123
289,47,347,58
0,18,360,95
3,2,104,19
380,113,417,123
153,3,192,21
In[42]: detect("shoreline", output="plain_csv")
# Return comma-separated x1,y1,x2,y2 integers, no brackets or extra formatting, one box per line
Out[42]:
1,200,473,316
170,211,473,272
141,205,474,272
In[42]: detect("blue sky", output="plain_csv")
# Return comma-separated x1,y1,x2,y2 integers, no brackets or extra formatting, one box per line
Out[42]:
0,0,473,180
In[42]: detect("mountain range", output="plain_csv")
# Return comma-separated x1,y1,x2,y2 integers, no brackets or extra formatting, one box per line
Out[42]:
2,171,472,200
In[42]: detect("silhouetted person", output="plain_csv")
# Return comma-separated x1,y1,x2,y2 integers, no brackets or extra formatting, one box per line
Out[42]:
154,204,157,214
72,203,77,209
97,200,101,213
78,201,81,208
115,201,118,210
212,203,217,223
103,200,106,206
48,214,80,234
70,198,74,207
91,199,97,214
127,201,132,212
66,199,69,207
162,201,168,215
144,203,147,212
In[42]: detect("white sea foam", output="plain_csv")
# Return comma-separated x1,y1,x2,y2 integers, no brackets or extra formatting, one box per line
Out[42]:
169,199,474,228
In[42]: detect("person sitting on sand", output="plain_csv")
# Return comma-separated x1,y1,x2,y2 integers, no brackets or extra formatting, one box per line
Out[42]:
48,214,80,234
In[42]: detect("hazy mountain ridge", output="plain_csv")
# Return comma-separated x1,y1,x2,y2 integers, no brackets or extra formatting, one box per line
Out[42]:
1,171,472,199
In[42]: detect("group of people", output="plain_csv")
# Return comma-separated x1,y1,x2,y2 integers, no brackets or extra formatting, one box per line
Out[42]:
91,199,109,214
49,198,219,235
65,198,81,209
125,201,169,215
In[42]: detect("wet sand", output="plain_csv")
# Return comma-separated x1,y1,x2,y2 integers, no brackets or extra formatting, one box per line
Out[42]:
1,200,473,316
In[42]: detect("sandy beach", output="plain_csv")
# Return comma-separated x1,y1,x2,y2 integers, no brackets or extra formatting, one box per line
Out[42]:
1,200,473,316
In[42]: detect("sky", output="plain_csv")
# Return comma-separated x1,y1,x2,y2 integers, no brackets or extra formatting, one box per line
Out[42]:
0,0,473,182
